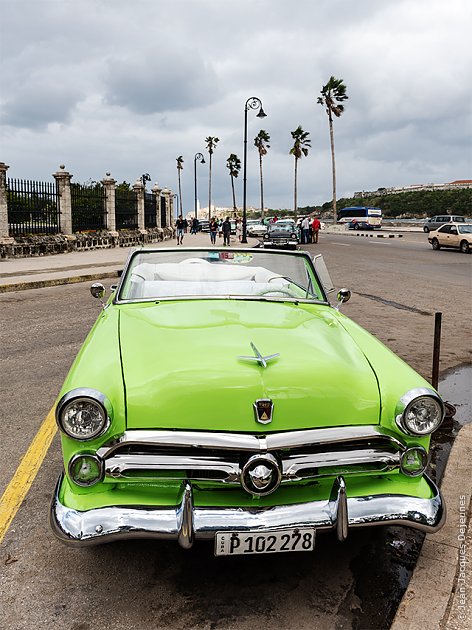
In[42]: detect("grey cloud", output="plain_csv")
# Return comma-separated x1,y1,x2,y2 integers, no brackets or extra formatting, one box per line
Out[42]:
103,49,222,114
1,84,82,129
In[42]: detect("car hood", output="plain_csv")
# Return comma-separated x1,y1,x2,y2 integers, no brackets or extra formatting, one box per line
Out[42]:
119,300,380,432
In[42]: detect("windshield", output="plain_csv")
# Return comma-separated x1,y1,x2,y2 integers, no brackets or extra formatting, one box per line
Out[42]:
458,225,472,234
118,249,325,302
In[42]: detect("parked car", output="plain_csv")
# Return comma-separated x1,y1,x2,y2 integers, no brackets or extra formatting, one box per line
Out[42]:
198,220,210,232
247,221,267,237
428,222,472,253
348,218,378,230
423,215,466,233
262,220,299,249
51,247,445,554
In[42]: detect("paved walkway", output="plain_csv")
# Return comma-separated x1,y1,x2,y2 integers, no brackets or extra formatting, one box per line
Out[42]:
0,230,469,628
0,232,259,292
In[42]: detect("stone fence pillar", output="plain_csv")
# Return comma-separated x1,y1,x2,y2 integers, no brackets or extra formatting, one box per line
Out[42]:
102,173,117,235
133,180,146,233
53,165,73,236
0,162,13,242
152,183,162,228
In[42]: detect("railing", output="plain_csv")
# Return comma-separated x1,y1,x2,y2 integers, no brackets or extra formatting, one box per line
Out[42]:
115,189,138,230
71,182,106,232
7,178,60,236
144,192,157,228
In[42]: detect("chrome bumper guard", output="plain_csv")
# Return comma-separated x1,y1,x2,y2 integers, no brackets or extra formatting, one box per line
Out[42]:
50,473,445,547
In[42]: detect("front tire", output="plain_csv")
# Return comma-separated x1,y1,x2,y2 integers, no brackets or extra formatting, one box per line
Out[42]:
424,226,430,233
432,238,440,250
460,240,470,254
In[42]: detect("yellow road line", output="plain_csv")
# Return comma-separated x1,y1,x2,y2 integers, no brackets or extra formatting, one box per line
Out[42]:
0,406,57,545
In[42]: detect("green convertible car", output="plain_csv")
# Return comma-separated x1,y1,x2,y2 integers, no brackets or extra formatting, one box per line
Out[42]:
50,247,445,555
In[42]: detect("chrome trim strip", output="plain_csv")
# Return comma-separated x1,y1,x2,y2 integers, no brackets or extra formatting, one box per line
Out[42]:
97,426,406,459
50,473,446,546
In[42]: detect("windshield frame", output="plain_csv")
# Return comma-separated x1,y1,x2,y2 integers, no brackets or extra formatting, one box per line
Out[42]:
113,247,329,306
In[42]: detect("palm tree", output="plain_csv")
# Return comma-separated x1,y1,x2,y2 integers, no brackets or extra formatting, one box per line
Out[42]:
226,153,241,213
289,125,311,219
205,136,219,220
317,76,348,223
254,130,270,220
176,156,184,215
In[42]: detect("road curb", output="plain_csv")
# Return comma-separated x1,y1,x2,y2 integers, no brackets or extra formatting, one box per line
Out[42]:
390,423,472,629
0,270,120,293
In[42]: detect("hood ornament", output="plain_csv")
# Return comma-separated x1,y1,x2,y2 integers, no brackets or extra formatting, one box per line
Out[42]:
238,342,280,369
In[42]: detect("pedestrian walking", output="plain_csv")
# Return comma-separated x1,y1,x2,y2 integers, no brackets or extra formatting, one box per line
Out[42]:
175,215,185,245
235,219,242,242
209,217,218,245
312,216,321,244
222,217,232,246
191,217,199,235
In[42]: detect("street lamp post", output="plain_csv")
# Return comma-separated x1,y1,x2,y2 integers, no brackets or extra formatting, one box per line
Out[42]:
193,152,205,219
172,193,179,222
242,97,266,244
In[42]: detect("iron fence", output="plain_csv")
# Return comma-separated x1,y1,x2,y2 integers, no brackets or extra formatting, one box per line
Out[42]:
144,192,157,228
71,182,106,232
7,178,60,236
115,188,138,230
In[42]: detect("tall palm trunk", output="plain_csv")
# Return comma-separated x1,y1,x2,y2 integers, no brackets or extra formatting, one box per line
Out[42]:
230,173,237,212
293,157,298,221
259,152,265,221
328,109,337,223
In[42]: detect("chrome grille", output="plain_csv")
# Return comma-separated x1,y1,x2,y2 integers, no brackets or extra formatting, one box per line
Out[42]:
97,427,405,485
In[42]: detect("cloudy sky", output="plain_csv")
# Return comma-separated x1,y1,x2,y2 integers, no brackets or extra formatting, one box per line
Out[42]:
1,0,471,212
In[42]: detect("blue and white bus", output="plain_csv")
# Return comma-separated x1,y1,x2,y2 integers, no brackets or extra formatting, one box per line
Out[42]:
337,206,382,229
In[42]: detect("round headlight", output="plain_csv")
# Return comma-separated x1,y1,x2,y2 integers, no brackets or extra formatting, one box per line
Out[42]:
396,388,444,436
400,447,428,477
69,454,103,486
263,233,269,240
57,389,111,440
291,233,297,239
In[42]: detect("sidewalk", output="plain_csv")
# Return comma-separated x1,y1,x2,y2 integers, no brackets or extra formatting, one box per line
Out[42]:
391,423,472,629
0,232,259,292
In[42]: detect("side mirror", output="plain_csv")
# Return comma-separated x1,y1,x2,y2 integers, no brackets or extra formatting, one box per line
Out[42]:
336,288,351,311
90,283,106,300
90,283,107,309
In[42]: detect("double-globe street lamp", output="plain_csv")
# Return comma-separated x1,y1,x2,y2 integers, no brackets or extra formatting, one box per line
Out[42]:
242,96,267,244
194,152,205,220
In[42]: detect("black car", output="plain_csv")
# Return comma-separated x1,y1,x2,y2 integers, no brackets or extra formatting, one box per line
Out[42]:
263,220,299,249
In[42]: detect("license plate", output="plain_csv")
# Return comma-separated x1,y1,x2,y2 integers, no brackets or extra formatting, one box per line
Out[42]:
214,528,316,556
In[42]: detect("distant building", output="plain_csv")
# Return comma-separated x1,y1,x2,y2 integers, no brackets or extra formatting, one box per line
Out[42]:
354,180,472,198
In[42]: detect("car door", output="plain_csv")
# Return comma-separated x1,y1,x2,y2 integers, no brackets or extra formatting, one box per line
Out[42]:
449,225,459,248
437,224,451,246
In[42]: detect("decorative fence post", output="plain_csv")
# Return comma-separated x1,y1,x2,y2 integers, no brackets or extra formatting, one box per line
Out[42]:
53,165,73,236
133,180,146,233
0,162,13,242
152,183,162,228
102,173,117,235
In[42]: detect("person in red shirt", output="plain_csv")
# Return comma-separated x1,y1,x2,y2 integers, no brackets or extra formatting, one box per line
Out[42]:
312,217,321,243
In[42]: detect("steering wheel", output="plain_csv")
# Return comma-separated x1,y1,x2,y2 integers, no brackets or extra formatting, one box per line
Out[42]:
258,287,295,297
268,275,290,283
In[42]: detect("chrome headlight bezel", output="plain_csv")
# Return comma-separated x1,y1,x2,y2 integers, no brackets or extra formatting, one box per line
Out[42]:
56,388,112,441
68,453,104,487
395,388,444,436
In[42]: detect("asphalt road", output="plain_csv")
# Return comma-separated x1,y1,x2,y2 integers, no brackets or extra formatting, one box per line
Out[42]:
1,232,471,630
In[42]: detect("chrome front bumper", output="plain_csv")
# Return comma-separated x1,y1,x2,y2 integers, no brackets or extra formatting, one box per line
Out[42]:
50,473,445,547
